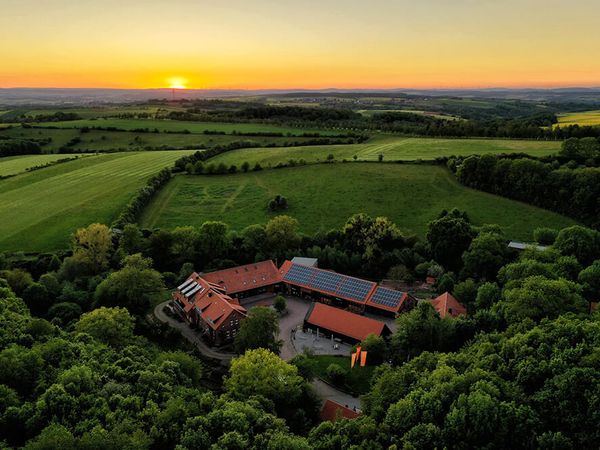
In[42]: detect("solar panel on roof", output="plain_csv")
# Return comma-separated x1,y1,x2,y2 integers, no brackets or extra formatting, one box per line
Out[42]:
284,263,376,303
370,287,403,309
177,278,195,291
312,271,343,292
335,278,374,302
185,285,203,298
181,282,199,295
283,264,315,285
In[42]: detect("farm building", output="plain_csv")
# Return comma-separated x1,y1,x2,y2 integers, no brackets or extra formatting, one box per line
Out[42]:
319,400,360,422
201,260,282,301
172,273,247,346
431,292,467,318
304,302,391,344
279,260,416,317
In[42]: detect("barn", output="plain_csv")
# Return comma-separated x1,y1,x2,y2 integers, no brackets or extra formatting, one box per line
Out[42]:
279,260,416,317
304,302,391,344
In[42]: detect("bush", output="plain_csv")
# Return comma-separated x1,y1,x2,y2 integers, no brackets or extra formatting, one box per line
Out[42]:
268,195,288,212
326,363,347,385
534,227,558,245
273,295,286,313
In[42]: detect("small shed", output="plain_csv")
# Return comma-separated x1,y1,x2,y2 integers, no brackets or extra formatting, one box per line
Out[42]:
291,256,319,267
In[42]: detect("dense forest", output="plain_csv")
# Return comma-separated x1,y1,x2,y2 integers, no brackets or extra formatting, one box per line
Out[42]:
2,204,600,448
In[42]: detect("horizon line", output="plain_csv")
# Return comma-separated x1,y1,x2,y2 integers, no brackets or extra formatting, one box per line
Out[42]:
2,85,600,92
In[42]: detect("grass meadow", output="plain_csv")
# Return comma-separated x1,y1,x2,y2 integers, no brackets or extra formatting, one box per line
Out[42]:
0,150,195,252
207,135,560,166
34,118,343,136
0,154,87,177
0,126,328,153
139,163,575,240
556,110,600,127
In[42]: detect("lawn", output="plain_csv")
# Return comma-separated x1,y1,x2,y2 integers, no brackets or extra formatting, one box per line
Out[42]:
139,163,576,240
34,118,343,136
556,110,600,127
0,150,195,252
207,135,560,166
309,354,376,396
0,154,88,177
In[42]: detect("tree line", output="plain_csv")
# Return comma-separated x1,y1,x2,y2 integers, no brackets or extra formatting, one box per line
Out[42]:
452,137,600,228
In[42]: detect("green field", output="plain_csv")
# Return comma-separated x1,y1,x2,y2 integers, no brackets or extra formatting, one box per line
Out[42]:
140,163,576,240
0,151,195,252
0,126,326,152
0,154,88,177
35,118,343,136
207,135,560,166
356,109,460,121
556,110,600,127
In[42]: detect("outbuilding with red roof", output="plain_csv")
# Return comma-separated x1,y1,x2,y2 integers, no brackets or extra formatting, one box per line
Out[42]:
319,400,360,422
304,302,391,344
431,292,467,318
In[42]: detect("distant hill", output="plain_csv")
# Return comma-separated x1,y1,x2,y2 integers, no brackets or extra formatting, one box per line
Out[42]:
1,87,600,106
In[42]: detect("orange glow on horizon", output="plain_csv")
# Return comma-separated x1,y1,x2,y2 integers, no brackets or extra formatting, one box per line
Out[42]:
1,0,599,90
167,77,188,90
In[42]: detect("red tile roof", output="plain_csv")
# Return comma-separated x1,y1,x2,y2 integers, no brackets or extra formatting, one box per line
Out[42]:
305,303,389,342
193,290,246,330
319,400,360,422
173,272,247,330
202,260,282,295
431,292,467,318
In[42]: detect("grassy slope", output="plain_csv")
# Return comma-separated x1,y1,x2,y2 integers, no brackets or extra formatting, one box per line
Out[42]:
140,163,576,240
0,151,195,252
0,154,88,177
34,118,343,136
0,127,79,150
556,110,600,127
207,135,560,166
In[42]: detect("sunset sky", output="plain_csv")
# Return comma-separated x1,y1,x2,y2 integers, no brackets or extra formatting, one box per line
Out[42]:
1,0,599,89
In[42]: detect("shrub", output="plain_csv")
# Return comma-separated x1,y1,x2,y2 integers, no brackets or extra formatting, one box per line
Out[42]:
326,363,347,385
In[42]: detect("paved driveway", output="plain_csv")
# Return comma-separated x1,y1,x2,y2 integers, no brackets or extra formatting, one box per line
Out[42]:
278,295,312,360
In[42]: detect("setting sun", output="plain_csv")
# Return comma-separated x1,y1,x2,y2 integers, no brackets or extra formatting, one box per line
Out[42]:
167,77,187,90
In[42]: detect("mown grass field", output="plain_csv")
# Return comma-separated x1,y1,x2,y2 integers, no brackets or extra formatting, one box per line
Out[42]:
556,110,600,127
0,150,195,252
140,163,576,240
207,135,560,166
0,154,87,177
34,118,343,136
